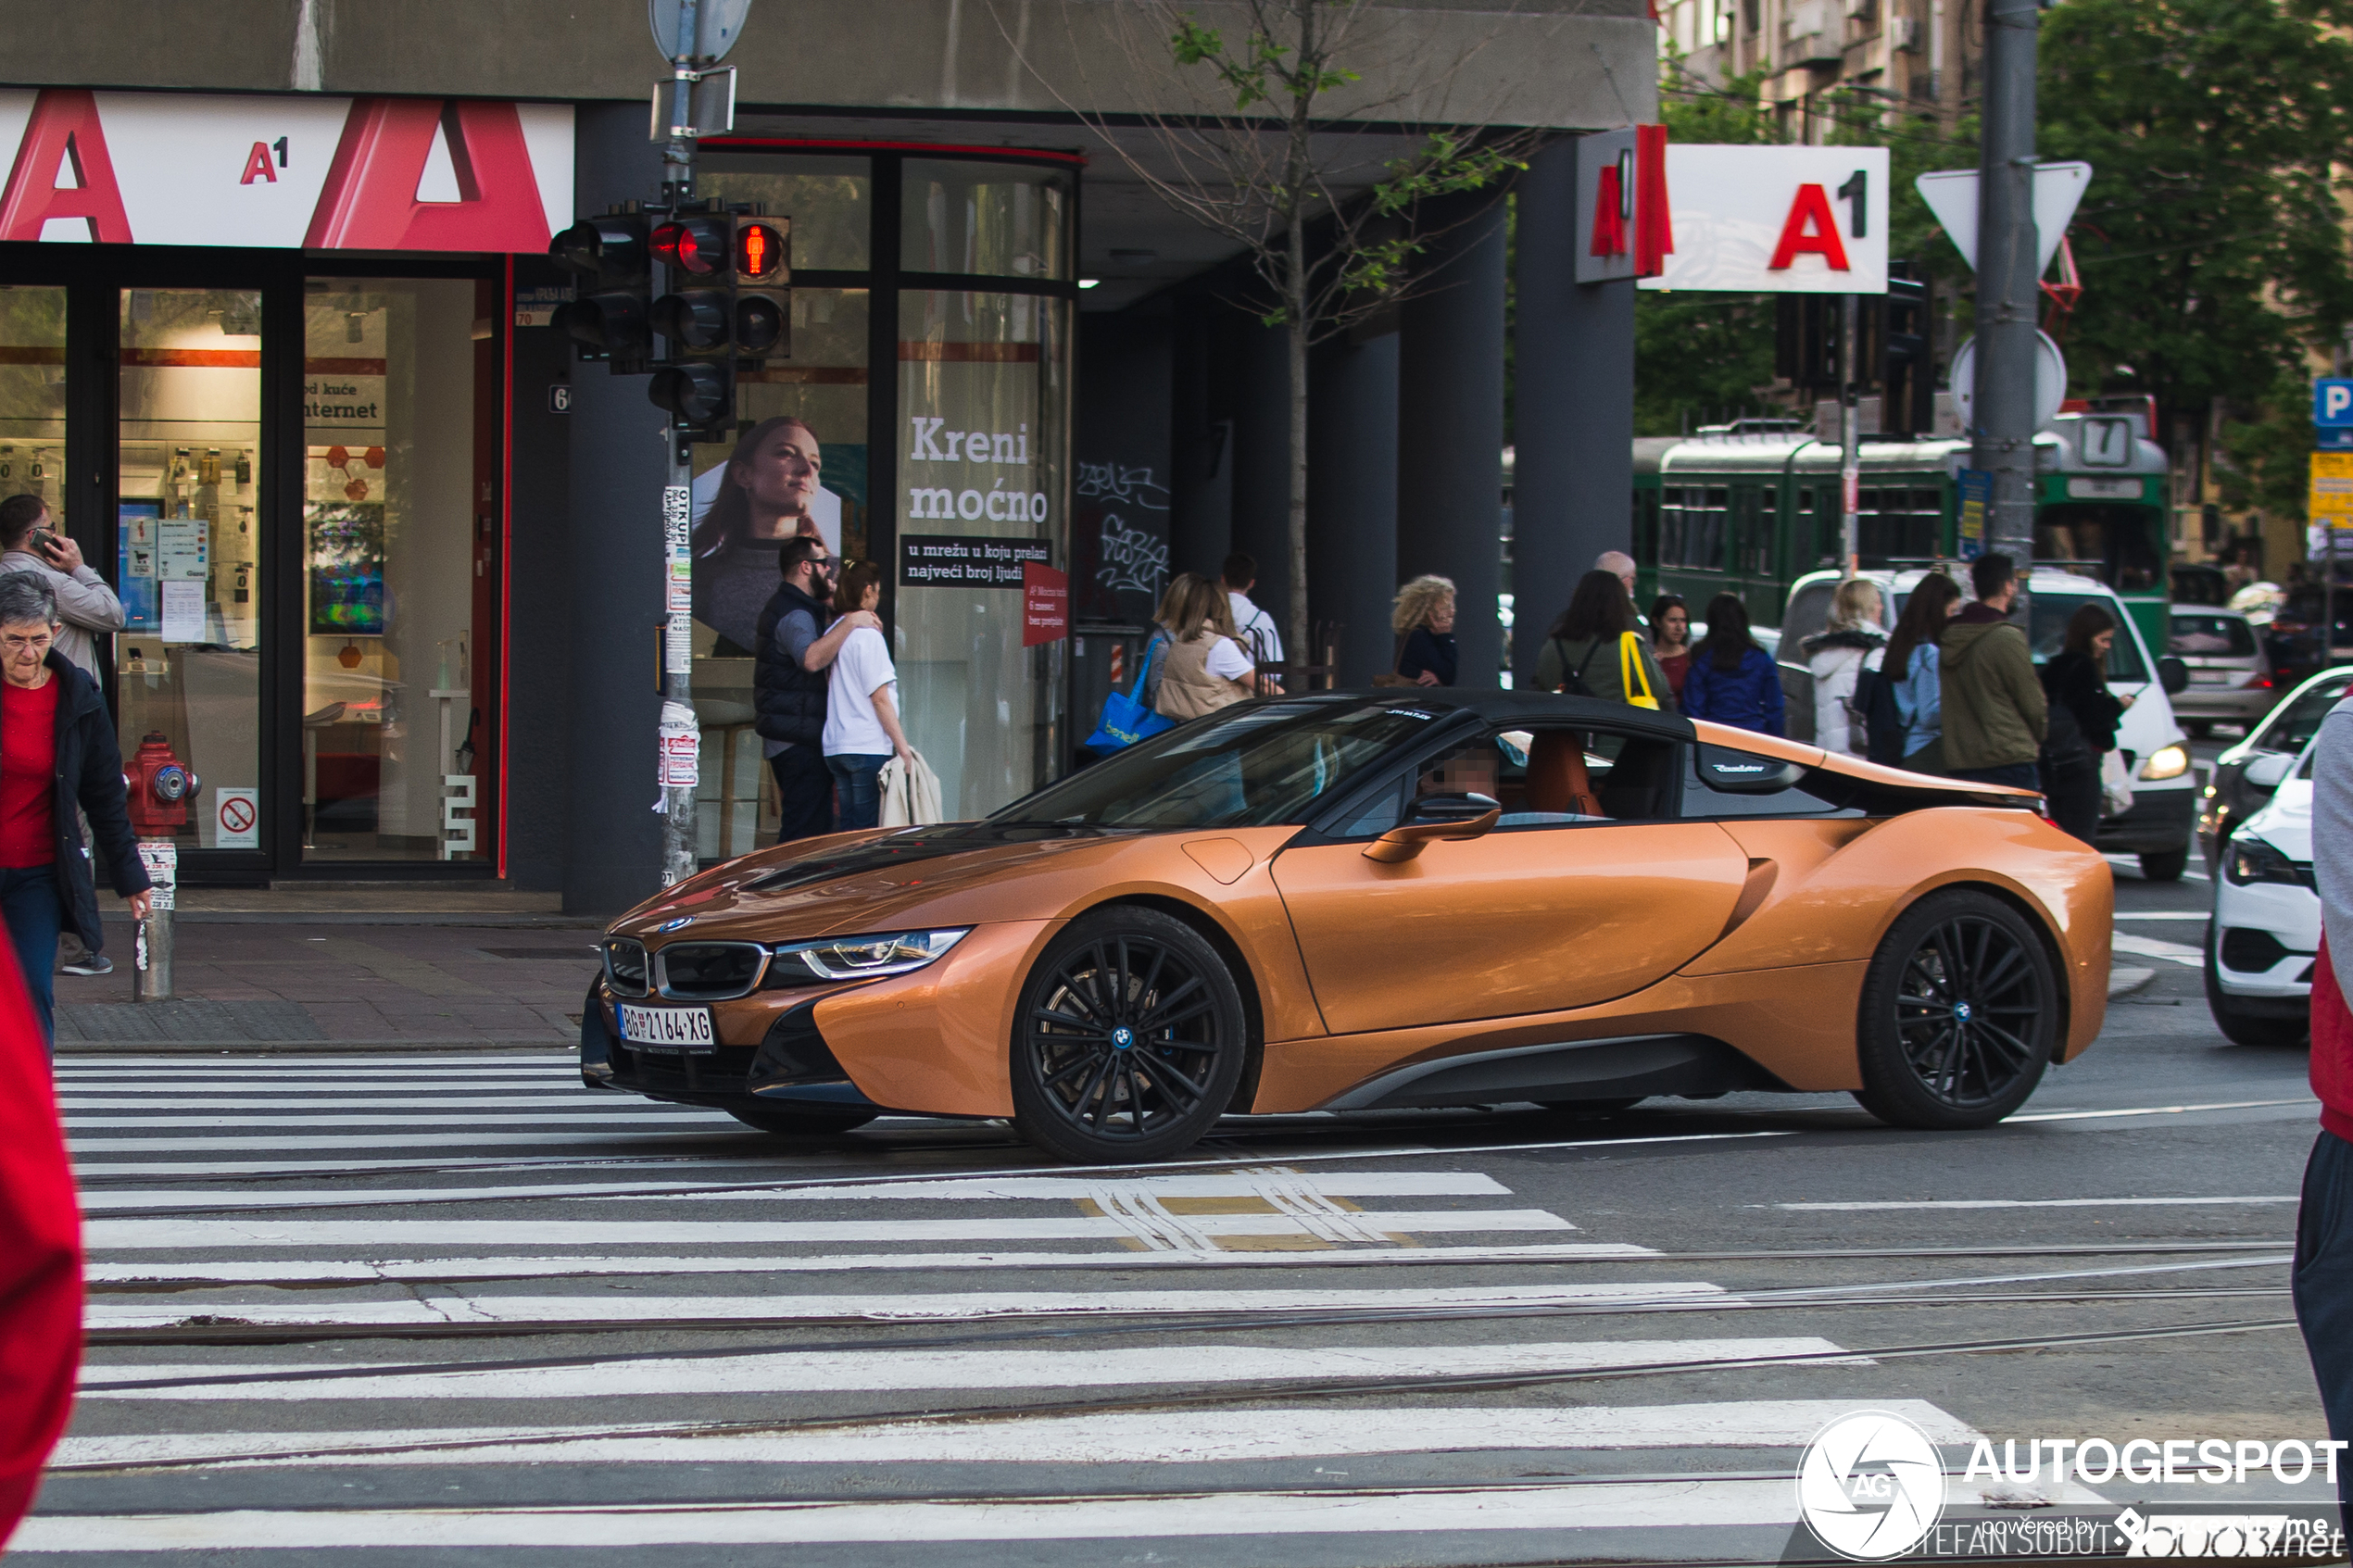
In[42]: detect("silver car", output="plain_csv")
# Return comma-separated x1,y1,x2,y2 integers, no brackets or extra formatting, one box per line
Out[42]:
2166,608,2274,736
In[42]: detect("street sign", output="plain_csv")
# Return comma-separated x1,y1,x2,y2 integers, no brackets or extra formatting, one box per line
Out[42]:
1638,145,1888,295
1947,331,2069,433
648,0,751,61
2320,428,2353,451
2317,378,2353,429
2311,452,2353,516
1913,162,2092,275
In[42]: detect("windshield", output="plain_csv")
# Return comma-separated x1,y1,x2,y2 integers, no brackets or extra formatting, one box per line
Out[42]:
996,700,1445,830
1888,587,2150,683
2258,676,2353,755
2169,614,2256,658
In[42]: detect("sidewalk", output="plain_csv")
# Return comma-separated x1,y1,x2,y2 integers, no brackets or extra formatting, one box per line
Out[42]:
60,889,600,1051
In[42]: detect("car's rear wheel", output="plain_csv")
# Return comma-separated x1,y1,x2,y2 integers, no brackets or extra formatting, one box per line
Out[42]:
2203,932,2310,1047
2139,847,2190,883
1010,908,1248,1164
727,1106,879,1135
1854,890,2057,1130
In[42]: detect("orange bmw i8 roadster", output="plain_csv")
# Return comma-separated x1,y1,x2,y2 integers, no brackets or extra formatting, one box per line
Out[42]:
584,692,2112,1163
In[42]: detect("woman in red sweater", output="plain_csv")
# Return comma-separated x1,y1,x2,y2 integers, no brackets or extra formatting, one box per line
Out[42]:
0,572,150,1047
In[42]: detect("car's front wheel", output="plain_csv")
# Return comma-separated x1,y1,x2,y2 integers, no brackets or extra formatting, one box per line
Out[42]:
2139,847,2191,883
1010,907,1249,1164
1854,889,2057,1130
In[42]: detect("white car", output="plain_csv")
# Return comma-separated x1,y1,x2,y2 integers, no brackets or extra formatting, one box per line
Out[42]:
2206,738,2320,1047
1779,566,2198,880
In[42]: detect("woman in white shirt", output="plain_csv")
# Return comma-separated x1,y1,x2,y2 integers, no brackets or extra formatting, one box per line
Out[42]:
821,561,916,831
1151,573,1258,720
1800,577,1887,757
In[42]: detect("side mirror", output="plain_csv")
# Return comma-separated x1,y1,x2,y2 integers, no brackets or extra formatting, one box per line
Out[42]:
2158,656,2190,696
1365,796,1501,863
2245,752,2294,791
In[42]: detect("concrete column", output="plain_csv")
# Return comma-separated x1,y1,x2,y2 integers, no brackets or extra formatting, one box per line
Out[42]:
1308,332,1400,684
1227,314,1292,639
1396,194,1508,688
562,106,666,914
1512,136,1637,684
1165,296,1231,580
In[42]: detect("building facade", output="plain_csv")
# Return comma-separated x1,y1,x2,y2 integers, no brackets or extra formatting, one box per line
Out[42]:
0,0,1656,912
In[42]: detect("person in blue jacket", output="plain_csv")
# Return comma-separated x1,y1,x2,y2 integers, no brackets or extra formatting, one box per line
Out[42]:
1681,592,1785,737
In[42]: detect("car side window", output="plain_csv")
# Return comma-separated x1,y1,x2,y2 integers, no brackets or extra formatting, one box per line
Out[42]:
1367,725,1681,833
2266,683,2353,754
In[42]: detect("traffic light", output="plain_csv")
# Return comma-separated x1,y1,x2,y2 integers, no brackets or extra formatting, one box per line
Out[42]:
548,215,653,371
649,362,731,427
734,217,790,360
649,211,738,436
1881,261,1933,438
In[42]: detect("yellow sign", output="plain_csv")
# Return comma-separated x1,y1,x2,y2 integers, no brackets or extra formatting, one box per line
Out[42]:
2315,451,2353,515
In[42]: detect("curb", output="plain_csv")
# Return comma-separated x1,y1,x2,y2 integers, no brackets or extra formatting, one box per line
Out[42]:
2108,966,2158,1000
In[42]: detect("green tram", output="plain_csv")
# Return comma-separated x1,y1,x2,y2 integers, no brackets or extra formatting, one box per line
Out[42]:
1631,410,2173,650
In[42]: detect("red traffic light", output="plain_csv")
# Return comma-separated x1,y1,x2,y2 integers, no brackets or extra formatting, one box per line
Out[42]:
651,217,728,275
736,220,786,281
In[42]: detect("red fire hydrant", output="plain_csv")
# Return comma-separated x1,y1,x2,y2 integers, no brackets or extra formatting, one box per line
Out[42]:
124,732,195,1001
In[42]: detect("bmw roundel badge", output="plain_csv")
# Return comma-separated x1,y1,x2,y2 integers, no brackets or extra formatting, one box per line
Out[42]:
656,916,695,933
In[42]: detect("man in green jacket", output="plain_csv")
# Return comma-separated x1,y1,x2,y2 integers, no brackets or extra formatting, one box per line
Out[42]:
1940,552,2046,790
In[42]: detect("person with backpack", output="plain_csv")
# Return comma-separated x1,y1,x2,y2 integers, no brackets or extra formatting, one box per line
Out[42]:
1680,592,1785,736
1800,578,1886,757
1940,552,2047,790
1531,570,1670,709
1872,571,1960,771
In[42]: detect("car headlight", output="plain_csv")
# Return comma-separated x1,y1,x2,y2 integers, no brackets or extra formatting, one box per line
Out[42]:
2224,835,2306,887
765,928,970,984
2141,744,2190,781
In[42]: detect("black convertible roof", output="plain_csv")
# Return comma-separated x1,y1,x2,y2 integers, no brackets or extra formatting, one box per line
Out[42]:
1268,688,1698,741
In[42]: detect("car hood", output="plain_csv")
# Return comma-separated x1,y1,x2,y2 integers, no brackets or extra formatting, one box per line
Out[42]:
2242,778,2313,862
607,823,1209,943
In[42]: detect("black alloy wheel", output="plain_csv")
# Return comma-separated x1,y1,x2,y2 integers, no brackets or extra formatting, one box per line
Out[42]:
1855,889,2057,1130
727,1106,879,1135
1010,907,1248,1163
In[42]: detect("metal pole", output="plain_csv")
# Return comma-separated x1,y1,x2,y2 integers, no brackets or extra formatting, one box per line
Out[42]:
1974,0,2041,607
131,839,174,1002
658,0,703,888
1840,292,1861,574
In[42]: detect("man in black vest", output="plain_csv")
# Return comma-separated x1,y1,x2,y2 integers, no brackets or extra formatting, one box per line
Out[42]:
754,538,874,844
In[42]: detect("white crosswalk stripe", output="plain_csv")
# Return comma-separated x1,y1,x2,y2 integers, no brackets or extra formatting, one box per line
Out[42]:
31,1052,2008,1564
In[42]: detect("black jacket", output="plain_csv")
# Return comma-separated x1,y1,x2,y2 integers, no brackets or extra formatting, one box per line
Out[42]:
753,582,832,748
2040,648,2124,765
1,654,150,948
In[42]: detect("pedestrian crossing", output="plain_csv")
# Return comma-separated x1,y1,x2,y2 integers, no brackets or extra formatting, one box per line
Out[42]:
24,1051,2076,1565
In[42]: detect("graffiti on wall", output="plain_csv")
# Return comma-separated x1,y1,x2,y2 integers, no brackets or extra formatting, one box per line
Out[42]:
1076,461,1172,602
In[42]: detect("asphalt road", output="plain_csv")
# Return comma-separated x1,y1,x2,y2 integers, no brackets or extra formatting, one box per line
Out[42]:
15,767,2336,1565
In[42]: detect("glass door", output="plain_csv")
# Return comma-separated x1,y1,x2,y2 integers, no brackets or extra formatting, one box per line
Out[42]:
115,287,264,853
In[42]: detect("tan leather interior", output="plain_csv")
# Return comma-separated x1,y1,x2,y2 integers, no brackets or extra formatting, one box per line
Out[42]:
1526,731,1604,818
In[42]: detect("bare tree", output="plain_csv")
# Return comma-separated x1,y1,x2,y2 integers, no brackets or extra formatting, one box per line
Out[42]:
1001,0,1539,667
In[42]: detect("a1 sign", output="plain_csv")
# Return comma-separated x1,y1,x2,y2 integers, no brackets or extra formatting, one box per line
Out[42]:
2317,378,2353,430
1639,144,1889,295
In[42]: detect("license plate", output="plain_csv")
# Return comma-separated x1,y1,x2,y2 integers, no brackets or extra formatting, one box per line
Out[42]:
2189,671,2233,684
618,1004,716,1052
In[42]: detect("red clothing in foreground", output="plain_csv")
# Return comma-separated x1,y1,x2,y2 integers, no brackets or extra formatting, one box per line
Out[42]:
2313,937,2353,1147
0,675,57,868
0,934,78,1546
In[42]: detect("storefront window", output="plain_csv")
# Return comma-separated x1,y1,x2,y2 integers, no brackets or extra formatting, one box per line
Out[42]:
896,287,1069,819
0,288,66,528
300,277,492,862
902,160,1072,280
698,157,871,271
116,288,262,853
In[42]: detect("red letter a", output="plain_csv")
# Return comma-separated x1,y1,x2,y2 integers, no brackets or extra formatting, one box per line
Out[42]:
0,89,133,244
1589,164,1628,257
1767,183,1851,271
304,99,550,252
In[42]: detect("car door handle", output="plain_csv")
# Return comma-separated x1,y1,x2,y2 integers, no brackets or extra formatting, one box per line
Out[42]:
1364,808,1502,864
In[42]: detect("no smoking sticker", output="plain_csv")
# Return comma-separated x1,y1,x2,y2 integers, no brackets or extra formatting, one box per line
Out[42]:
215,787,259,849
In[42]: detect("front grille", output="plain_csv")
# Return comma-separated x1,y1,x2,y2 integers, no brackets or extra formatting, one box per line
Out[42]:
611,1040,759,1093
2221,926,2294,974
656,941,770,999
603,939,649,997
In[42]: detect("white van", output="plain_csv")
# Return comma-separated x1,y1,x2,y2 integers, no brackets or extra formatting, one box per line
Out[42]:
1777,566,2196,880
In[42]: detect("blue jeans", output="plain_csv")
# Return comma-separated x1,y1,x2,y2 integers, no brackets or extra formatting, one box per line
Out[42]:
0,864,63,1049
827,754,889,831
2296,1130,2353,1514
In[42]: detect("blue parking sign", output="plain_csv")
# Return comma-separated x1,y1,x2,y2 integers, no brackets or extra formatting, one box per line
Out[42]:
2318,378,2353,427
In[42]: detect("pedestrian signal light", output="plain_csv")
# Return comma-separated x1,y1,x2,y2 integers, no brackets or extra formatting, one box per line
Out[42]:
736,220,785,281
735,294,786,356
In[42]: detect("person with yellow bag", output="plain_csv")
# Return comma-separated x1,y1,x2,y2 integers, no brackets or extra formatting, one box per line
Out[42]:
1529,570,1673,713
